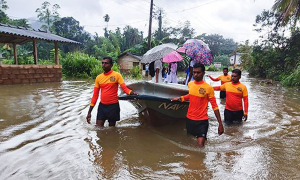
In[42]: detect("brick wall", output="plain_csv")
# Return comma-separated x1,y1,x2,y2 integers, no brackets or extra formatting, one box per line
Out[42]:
0,65,62,85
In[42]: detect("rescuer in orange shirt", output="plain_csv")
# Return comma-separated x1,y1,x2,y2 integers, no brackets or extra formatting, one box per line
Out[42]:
208,67,231,99
172,63,224,148
213,69,249,125
86,57,137,127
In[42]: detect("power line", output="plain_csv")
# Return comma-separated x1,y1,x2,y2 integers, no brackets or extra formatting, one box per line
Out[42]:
82,19,149,28
109,0,149,15
165,0,221,14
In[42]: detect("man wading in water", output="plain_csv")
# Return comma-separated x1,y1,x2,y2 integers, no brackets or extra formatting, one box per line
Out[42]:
213,69,249,125
172,63,224,147
208,67,231,99
86,57,137,127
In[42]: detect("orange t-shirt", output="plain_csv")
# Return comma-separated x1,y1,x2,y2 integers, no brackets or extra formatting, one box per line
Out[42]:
214,82,248,115
210,74,231,84
180,80,219,121
90,70,131,106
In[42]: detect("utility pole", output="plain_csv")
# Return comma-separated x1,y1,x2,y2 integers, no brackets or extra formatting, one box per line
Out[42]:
233,42,238,67
147,0,154,50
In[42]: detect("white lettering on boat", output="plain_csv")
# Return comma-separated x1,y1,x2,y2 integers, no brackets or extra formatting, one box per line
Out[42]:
158,103,186,110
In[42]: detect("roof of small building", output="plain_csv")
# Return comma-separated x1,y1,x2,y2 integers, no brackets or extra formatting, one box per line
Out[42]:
118,52,142,61
0,23,80,44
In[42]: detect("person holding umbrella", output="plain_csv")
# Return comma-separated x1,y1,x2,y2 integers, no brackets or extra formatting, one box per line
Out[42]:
185,58,195,85
167,62,178,83
141,43,178,83
179,39,214,85
151,59,163,83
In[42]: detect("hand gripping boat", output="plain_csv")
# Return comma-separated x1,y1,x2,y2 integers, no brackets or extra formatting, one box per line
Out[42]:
119,81,189,126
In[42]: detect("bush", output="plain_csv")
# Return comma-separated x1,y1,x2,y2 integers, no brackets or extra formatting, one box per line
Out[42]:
281,65,300,87
206,64,218,71
1,56,54,65
130,65,142,79
61,52,100,78
91,65,103,79
1,59,14,64
91,61,121,79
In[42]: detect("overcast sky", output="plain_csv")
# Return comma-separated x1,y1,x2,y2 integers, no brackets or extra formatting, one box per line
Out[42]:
6,0,275,43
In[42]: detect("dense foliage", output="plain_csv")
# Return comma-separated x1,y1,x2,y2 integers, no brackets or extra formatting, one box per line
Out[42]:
1,1,300,86
61,52,100,78
237,10,300,86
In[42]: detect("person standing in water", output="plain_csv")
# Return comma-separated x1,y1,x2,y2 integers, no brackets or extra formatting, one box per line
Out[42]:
151,59,163,83
172,63,224,147
208,67,231,99
86,57,137,127
185,58,195,85
213,69,248,125
167,62,178,83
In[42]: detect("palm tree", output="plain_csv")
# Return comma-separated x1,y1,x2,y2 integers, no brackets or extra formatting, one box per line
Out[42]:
272,0,300,29
103,14,110,28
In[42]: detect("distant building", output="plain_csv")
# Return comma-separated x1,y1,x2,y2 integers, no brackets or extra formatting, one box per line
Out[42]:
117,52,142,72
214,62,222,68
230,53,242,65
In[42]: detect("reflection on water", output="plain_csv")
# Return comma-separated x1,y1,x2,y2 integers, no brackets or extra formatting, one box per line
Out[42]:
0,73,299,179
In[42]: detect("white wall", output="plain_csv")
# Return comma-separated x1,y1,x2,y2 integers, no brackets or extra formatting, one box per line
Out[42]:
230,54,241,65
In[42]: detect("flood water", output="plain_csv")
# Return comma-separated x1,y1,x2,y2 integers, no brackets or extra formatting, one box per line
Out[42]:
0,72,299,180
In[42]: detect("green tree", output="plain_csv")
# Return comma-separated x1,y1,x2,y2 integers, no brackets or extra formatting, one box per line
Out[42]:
8,18,31,28
195,34,236,56
168,21,195,44
0,0,8,10
213,55,230,67
103,14,110,38
53,17,91,53
0,0,8,23
238,40,253,69
272,0,300,30
121,25,143,51
35,1,60,32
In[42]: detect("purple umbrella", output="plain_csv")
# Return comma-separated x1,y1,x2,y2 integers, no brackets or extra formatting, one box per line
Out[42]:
181,39,214,65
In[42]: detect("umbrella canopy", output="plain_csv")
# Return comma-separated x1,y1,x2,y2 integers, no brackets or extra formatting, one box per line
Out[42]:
162,51,183,63
181,39,214,65
176,46,186,53
141,43,177,64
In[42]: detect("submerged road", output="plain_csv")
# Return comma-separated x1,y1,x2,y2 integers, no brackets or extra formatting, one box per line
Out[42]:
0,72,299,179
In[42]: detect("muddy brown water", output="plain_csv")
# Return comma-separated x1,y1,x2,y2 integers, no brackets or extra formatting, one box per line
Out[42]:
0,72,299,179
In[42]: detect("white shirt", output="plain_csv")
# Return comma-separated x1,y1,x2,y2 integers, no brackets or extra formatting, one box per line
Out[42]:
152,60,163,83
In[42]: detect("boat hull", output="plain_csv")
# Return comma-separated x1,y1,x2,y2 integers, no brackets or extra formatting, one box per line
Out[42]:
119,81,189,126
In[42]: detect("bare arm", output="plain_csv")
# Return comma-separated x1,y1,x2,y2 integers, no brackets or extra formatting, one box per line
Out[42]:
213,109,224,135
171,94,189,102
209,76,220,81
86,106,95,124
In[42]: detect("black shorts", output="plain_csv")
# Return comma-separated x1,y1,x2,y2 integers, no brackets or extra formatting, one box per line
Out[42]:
186,118,209,139
224,109,244,125
97,102,120,122
220,91,226,99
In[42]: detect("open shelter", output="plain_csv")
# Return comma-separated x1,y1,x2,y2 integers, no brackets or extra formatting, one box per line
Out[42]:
0,23,80,85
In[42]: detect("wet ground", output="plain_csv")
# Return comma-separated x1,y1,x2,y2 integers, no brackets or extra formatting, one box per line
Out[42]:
0,72,299,179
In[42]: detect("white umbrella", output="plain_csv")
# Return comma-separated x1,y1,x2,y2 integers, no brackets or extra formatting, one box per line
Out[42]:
141,43,178,64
